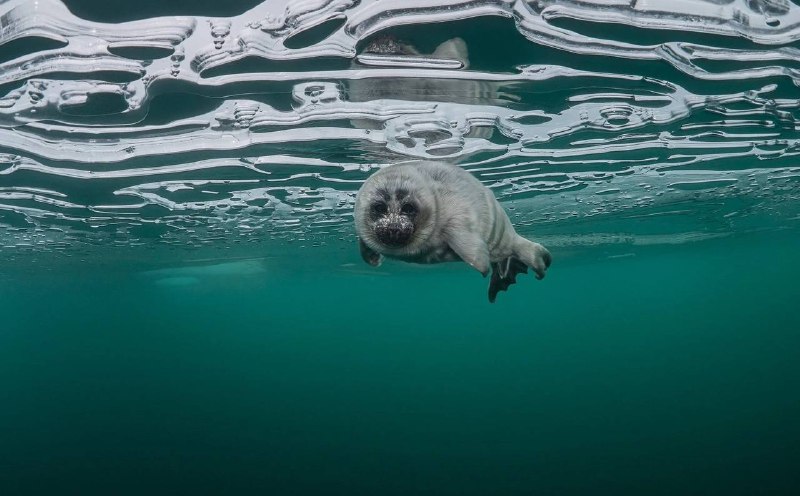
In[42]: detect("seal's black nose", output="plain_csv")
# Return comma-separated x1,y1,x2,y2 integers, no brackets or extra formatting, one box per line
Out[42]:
374,216,413,247
380,227,411,246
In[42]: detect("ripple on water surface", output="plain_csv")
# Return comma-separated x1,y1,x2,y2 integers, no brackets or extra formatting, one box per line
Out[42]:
1,0,800,260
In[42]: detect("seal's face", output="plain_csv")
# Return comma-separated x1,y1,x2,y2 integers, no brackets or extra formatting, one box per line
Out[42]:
355,166,435,256
367,188,419,247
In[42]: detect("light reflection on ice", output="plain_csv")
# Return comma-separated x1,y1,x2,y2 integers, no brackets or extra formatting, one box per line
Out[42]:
1,0,799,254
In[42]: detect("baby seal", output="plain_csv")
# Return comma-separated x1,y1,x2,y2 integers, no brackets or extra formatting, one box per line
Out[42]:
354,161,551,302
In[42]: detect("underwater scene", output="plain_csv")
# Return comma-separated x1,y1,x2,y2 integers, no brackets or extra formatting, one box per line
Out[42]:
1,0,800,494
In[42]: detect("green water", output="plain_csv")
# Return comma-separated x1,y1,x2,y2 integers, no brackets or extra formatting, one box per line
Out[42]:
3,0,800,493
2,231,799,495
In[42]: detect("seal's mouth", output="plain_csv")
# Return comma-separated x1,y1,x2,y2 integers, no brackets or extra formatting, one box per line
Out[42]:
373,215,414,247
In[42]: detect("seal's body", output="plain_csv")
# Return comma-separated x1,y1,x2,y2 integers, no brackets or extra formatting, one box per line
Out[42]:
354,162,551,302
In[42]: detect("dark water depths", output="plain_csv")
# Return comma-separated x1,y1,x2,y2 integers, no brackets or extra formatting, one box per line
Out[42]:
2,0,800,494
2,232,799,495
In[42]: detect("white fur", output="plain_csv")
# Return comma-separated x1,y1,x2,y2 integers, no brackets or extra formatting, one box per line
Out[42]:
355,161,551,279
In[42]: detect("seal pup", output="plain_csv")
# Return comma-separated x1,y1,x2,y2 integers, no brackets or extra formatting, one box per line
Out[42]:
354,161,551,302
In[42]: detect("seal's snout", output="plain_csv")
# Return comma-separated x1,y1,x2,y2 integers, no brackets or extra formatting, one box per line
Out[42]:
374,215,414,247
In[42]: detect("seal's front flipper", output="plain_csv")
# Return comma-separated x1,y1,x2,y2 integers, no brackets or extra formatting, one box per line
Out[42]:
432,37,469,68
359,238,383,267
447,231,490,276
488,257,529,303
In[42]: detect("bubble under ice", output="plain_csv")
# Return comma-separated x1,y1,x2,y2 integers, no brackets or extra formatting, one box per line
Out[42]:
1,0,799,260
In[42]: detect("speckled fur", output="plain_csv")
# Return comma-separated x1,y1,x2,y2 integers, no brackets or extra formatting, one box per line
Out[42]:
354,161,551,281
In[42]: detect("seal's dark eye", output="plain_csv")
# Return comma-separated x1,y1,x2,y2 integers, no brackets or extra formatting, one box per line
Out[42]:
371,202,388,215
400,203,417,215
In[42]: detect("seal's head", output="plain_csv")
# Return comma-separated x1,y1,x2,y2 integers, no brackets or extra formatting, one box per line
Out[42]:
355,165,436,256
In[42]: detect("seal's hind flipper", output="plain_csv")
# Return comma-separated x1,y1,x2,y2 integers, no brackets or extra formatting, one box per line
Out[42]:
488,257,529,303
359,238,383,267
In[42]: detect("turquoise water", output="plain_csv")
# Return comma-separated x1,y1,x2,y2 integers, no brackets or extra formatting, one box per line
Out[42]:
2,232,799,494
3,0,800,493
